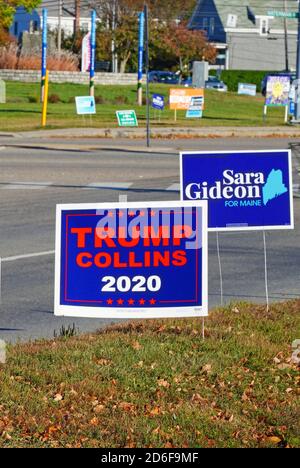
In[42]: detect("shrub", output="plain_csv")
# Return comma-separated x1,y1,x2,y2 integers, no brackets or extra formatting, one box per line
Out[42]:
113,95,129,105
0,44,79,71
0,43,18,69
95,95,106,104
28,95,39,103
48,93,61,104
211,70,270,92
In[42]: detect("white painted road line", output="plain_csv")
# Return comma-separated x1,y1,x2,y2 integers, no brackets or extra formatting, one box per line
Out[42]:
0,182,53,190
84,182,133,190
2,250,55,263
166,183,180,192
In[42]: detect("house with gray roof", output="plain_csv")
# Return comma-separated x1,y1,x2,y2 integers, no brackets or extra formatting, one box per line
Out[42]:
189,0,299,70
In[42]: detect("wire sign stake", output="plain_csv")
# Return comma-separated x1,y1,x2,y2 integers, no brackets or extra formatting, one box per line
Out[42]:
263,231,270,311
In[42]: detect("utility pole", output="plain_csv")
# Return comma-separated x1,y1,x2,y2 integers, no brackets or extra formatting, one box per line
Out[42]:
295,0,300,120
57,0,63,57
283,0,289,71
74,0,81,36
111,0,117,73
144,3,150,147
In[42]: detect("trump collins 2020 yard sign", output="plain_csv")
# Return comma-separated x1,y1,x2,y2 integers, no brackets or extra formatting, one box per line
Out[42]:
54,201,208,319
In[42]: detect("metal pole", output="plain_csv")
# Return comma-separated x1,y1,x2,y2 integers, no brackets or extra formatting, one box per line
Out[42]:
57,0,62,57
41,8,48,103
284,0,289,71
144,3,150,147
112,0,117,73
216,232,224,306
137,11,145,106
90,10,96,97
294,0,300,120
42,70,49,127
75,0,81,36
263,231,270,312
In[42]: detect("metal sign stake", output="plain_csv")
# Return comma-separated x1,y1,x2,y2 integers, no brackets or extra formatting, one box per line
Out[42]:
263,231,270,312
216,232,224,306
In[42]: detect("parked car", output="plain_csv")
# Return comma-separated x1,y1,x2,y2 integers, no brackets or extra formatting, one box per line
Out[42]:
205,76,228,92
148,71,179,84
261,71,296,96
181,77,192,87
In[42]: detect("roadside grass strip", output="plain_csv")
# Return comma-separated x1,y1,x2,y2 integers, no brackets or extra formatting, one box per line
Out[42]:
0,300,299,448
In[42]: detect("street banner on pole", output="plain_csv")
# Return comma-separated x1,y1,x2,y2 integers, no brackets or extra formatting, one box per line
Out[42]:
55,201,208,319
81,32,91,72
41,8,48,102
181,150,294,231
90,10,96,96
137,11,145,106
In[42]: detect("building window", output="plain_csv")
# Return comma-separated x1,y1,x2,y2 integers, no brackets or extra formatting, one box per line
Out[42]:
14,22,18,36
260,18,269,36
202,18,208,30
29,20,38,33
81,22,89,31
209,18,215,35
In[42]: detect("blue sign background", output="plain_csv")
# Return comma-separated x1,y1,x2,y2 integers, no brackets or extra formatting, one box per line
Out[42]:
58,205,205,313
181,151,293,230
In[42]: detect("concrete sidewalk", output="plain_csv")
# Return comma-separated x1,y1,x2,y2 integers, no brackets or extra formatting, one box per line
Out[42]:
1,126,300,153
2,126,300,141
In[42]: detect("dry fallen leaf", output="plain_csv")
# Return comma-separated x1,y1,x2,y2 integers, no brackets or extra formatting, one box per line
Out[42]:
267,436,282,445
93,404,105,414
158,379,170,388
90,417,99,426
53,393,63,402
149,406,161,416
132,341,142,350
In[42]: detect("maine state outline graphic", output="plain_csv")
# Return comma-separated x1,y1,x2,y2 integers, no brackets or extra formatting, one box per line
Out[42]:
262,169,288,206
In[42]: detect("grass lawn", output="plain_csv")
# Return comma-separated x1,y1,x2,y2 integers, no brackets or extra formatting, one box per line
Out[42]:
0,81,290,132
0,300,299,448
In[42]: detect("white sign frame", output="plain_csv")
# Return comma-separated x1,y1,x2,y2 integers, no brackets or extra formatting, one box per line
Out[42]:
55,200,208,319
180,149,294,232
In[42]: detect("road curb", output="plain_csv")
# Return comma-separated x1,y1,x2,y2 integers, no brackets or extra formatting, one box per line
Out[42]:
3,126,300,141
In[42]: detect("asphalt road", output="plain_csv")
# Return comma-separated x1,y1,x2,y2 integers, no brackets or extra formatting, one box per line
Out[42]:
0,137,299,342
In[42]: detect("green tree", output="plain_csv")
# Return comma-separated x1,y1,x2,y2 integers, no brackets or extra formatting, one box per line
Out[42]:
89,0,197,72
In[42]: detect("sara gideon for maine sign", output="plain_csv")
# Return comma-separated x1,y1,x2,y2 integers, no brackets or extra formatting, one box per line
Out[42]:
54,201,208,319
180,150,294,232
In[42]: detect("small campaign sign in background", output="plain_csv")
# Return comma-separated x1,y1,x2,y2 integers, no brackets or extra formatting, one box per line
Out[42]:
186,96,204,118
181,150,294,232
55,201,208,319
116,110,138,127
265,76,290,106
75,96,96,115
238,83,257,96
152,94,165,110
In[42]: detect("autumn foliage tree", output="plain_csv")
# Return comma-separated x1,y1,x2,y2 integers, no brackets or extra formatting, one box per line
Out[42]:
89,0,199,72
163,21,216,79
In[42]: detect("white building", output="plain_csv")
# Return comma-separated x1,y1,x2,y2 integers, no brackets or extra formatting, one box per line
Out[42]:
10,1,95,39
